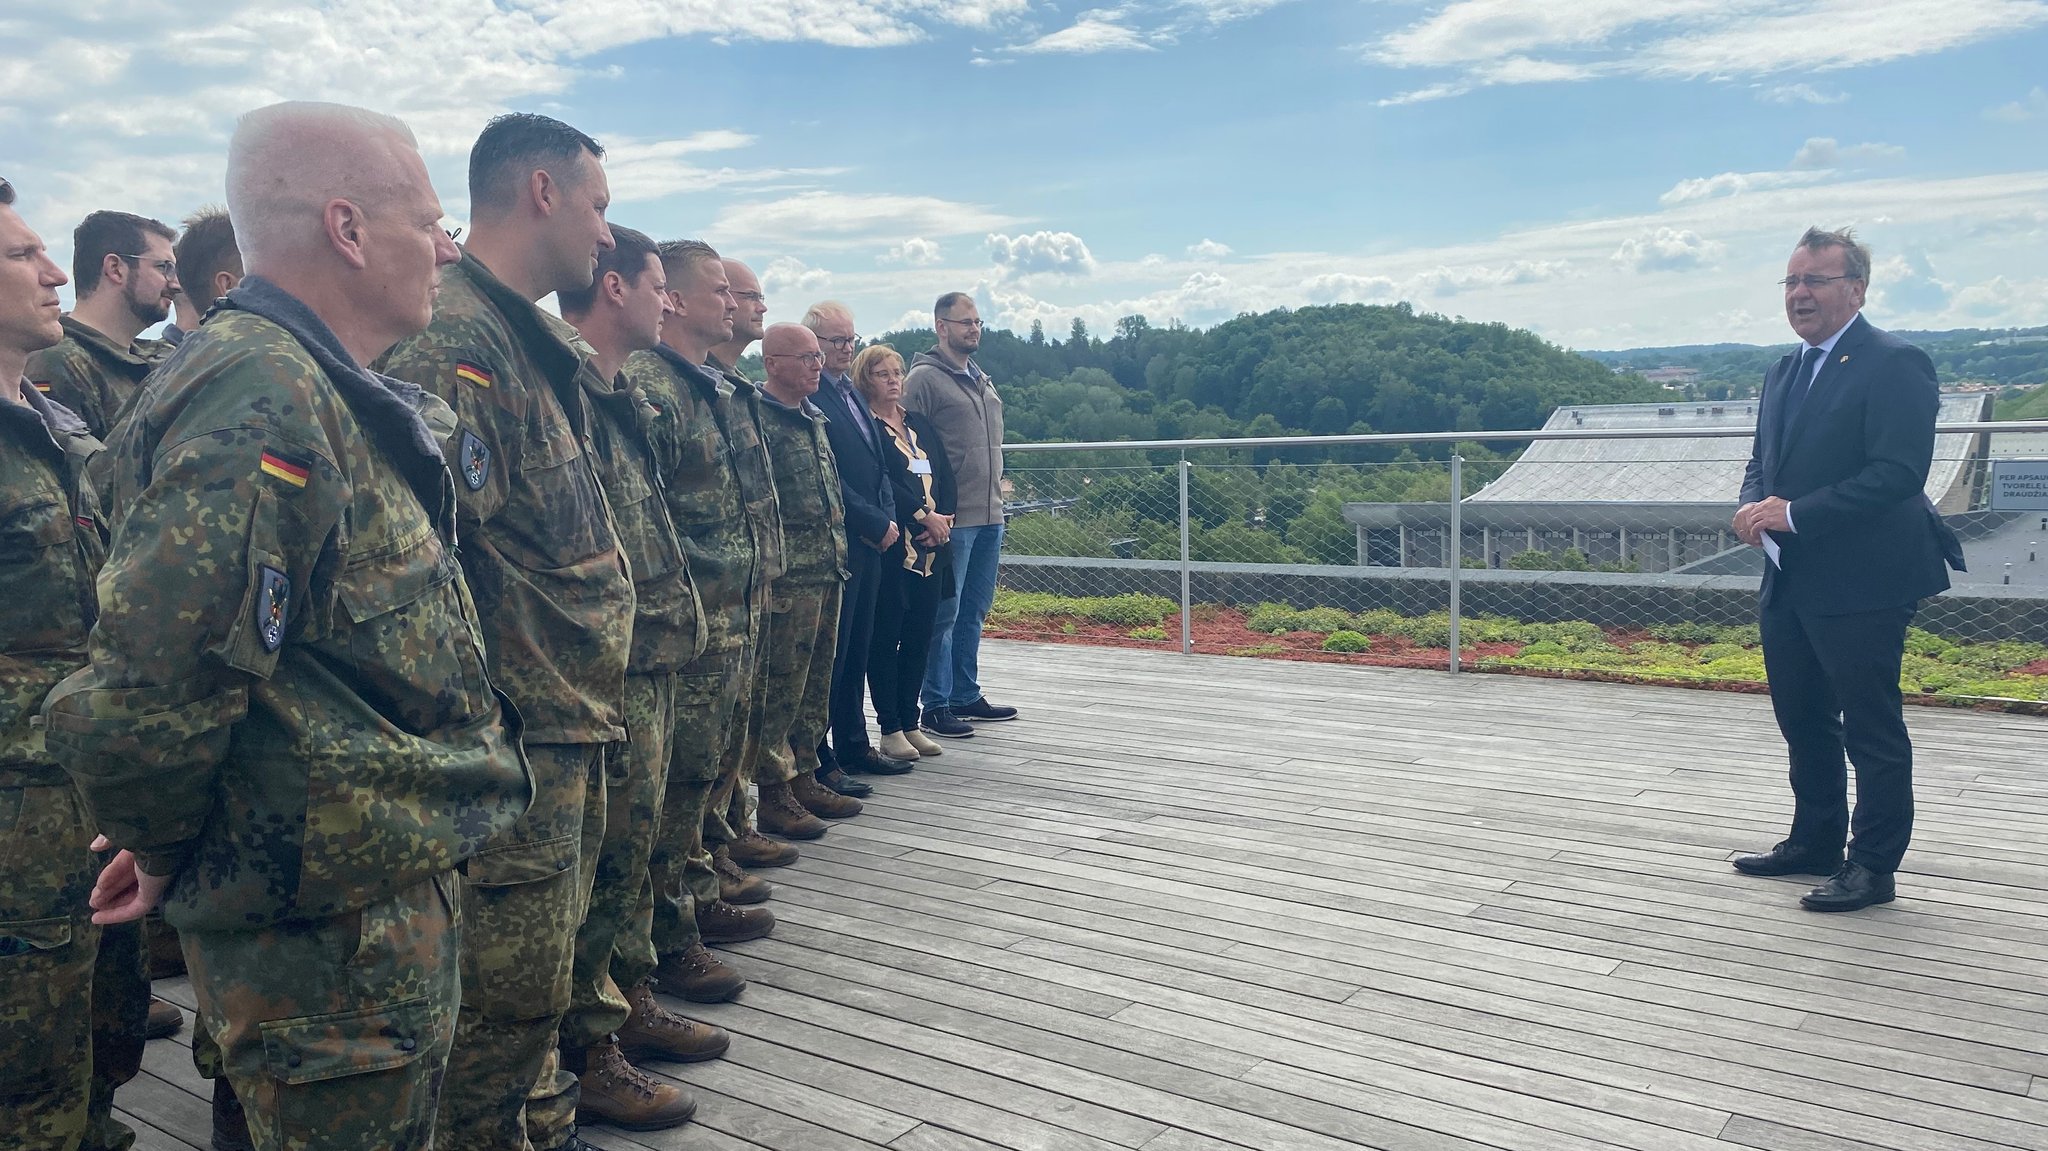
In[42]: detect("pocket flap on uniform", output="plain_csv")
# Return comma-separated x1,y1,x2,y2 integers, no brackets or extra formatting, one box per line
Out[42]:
333,533,457,624
461,834,575,887
261,996,435,1086
0,915,72,957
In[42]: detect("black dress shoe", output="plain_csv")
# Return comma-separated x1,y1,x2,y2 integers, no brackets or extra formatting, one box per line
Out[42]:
955,696,1018,721
817,767,872,798
920,706,975,738
845,750,914,775
1731,840,1843,877
1801,862,1895,912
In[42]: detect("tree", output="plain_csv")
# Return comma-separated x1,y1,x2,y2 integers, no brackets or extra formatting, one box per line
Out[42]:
1069,317,1090,348
1114,314,1150,343
1028,319,1045,346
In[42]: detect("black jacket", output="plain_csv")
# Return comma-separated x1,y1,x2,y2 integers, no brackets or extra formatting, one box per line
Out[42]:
814,373,897,551
1741,315,1962,614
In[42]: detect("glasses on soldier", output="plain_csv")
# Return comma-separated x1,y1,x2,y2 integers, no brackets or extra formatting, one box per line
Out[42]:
122,255,179,279
767,352,825,365
731,290,765,303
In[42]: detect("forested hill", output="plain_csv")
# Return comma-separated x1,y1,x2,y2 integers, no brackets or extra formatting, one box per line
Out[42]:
871,303,1666,445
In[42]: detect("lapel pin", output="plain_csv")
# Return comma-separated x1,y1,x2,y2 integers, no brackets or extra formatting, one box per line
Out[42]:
1839,354,1850,363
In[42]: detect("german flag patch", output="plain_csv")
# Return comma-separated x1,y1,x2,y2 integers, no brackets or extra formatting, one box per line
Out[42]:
259,448,312,489
29,381,50,393
454,361,494,389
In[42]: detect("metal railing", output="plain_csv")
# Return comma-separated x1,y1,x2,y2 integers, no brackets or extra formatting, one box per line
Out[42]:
989,420,2048,705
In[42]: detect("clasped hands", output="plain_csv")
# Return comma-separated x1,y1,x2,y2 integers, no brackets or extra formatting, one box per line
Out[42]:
1732,497,1792,547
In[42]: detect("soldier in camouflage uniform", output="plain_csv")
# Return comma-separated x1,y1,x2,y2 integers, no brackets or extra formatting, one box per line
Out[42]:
41,104,532,1151
374,114,667,1149
0,175,143,1151
24,210,177,446
556,226,731,1112
752,323,865,834
625,242,775,1003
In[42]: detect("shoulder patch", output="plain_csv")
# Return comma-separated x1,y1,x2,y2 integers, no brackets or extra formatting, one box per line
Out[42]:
454,360,495,389
259,448,312,489
459,428,491,491
30,381,50,393
257,566,290,652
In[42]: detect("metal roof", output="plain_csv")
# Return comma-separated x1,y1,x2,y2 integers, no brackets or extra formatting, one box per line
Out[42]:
1466,397,1990,506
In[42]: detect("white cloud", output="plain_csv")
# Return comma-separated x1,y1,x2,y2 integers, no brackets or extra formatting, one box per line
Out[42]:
884,237,944,266
987,230,1098,274
1659,169,1831,205
759,256,832,296
1987,86,2048,121
1947,276,2048,324
1612,227,1724,272
1789,137,1905,170
1760,82,1848,104
1412,259,1573,296
1871,250,1954,316
713,192,1023,245
600,132,848,202
1372,0,2048,102
1187,238,1233,259
1302,272,1399,304
1011,10,1155,53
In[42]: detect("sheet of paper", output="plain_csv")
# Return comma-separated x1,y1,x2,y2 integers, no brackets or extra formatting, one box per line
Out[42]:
1762,533,1782,568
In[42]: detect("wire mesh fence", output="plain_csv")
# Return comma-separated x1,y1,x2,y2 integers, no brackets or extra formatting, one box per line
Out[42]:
991,427,2048,706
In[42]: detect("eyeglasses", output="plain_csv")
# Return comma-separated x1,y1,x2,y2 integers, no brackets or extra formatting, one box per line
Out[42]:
767,352,825,365
819,335,860,349
731,291,765,303
1778,274,1858,290
938,316,984,329
121,255,179,280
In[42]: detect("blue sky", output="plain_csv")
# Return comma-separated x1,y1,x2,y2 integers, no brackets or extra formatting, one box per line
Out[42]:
5,0,2046,349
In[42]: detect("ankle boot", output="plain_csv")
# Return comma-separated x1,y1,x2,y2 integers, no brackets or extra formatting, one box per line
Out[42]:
653,941,747,1003
728,829,800,868
904,729,943,757
568,1038,697,1131
713,846,773,905
791,771,862,819
617,980,731,1064
877,730,920,761
695,898,775,944
757,778,828,840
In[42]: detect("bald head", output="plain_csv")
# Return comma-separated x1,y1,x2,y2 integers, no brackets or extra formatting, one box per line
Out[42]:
760,322,821,405
227,101,426,272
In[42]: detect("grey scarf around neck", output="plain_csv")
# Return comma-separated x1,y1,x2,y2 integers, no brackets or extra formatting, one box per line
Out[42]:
225,275,446,465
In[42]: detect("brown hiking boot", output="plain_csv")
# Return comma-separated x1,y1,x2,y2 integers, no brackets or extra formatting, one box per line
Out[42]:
756,778,827,840
791,771,862,819
146,997,184,1040
695,898,775,944
728,829,799,868
617,980,732,1064
713,846,773,905
568,1038,696,1131
654,942,747,1003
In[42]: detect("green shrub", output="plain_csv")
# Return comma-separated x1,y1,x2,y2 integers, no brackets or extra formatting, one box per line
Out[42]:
1293,606,1357,634
1353,608,1404,636
1322,630,1372,653
1128,626,1168,641
1245,602,1300,634
1465,615,1531,643
1391,611,1454,648
1517,640,1571,659
1904,627,1954,657
1505,549,1555,570
1714,623,1762,647
1078,595,1178,627
1696,643,1746,663
1648,621,1720,644
1518,621,1612,652
1229,643,1288,657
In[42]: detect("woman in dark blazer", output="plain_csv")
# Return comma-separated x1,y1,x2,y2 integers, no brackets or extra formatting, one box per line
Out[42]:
854,345,957,761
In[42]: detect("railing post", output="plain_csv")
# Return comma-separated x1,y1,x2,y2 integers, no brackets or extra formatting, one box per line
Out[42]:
1179,453,1192,655
1448,454,1463,674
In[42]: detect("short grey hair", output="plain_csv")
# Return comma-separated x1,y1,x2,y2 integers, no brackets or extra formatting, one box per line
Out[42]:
1796,226,1871,283
802,300,853,332
227,101,420,271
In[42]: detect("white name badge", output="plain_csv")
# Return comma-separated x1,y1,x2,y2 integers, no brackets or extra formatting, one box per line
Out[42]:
908,457,933,476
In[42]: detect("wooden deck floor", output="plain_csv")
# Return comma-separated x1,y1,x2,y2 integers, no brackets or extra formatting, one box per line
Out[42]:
130,641,2048,1151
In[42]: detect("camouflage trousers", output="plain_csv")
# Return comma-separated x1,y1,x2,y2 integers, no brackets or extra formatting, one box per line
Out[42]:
563,674,673,1050
184,872,459,1151
649,646,742,960
438,742,607,1151
0,777,143,1151
705,607,770,848
759,578,843,786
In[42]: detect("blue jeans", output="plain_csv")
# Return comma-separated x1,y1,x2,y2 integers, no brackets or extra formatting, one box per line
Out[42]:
922,522,1004,711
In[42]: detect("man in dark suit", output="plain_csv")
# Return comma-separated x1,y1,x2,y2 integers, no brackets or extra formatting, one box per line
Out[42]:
1731,226,1960,912
804,301,913,776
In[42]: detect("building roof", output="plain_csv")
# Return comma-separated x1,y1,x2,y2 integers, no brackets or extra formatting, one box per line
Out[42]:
1466,396,1990,506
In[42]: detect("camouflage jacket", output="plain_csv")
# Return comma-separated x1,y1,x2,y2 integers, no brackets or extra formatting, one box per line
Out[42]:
378,251,634,746
623,345,759,653
24,315,156,441
42,277,531,929
0,382,105,786
709,356,787,587
580,360,706,676
755,391,848,586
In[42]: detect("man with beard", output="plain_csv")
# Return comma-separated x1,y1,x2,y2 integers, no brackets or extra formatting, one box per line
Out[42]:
27,210,178,440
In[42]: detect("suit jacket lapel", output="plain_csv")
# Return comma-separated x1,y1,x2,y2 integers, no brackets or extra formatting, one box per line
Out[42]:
1782,314,1871,457
1762,351,1797,488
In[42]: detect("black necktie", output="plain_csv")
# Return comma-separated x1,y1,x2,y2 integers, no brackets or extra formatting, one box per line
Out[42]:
1781,346,1826,446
